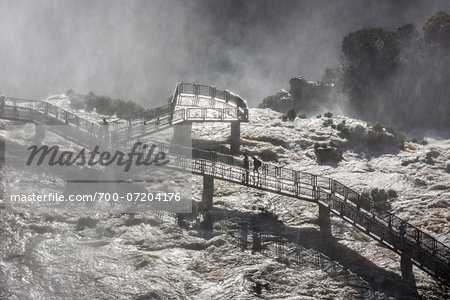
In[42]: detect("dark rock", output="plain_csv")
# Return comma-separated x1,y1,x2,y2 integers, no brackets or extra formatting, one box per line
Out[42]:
414,179,427,187
289,77,335,112
423,157,434,165
76,217,98,231
314,142,343,164
426,150,440,158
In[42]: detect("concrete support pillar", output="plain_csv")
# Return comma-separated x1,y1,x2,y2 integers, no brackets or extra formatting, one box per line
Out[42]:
171,123,192,157
172,123,192,147
201,175,214,210
401,254,416,286
34,125,46,143
318,204,332,238
230,121,240,155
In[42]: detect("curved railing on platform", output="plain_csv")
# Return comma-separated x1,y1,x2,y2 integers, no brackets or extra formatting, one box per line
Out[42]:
171,82,249,121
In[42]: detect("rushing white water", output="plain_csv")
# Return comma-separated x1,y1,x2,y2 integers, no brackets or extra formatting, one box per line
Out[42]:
0,98,448,299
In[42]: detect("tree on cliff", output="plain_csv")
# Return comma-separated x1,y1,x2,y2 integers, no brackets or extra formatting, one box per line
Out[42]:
338,11,450,130
341,27,399,120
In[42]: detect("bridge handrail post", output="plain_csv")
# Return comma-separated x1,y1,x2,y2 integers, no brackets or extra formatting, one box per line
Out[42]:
356,194,361,210
275,166,281,178
193,84,198,106
294,180,299,196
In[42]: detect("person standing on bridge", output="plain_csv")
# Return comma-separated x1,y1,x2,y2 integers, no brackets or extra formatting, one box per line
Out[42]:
242,153,249,184
0,95,6,114
252,156,262,185
252,156,262,172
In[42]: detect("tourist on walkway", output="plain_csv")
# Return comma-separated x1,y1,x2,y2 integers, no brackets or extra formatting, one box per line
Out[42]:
252,156,262,172
252,156,262,184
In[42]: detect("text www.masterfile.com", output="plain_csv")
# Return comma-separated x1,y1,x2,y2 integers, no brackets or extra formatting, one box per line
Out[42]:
8,192,182,202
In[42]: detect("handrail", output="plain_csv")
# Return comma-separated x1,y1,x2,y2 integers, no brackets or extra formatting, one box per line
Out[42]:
4,90,248,144
172,82,249,122
316,187,449,281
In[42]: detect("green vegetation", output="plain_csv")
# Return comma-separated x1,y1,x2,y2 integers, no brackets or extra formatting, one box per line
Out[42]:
336,120,349,135
314,142,342,164
68,90,145,119
324,112,333,118
259,11,450,131
337,122,405,152
362,188,397,214
258,90,291,112
322,118,334,127
298,113,307,119
286,108,297,121
321,66,342,84
337,11,450,130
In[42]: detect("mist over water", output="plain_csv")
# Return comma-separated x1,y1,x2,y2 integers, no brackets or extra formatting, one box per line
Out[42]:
1,0,448,106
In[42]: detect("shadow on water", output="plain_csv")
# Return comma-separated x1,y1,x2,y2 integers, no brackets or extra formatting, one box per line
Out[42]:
198,206,419,299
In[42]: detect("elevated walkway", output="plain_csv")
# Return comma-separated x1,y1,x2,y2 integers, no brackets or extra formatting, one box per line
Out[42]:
1,86,448,286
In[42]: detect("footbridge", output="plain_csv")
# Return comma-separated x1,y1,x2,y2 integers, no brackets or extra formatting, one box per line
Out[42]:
1,83,249,153
1,84,448,288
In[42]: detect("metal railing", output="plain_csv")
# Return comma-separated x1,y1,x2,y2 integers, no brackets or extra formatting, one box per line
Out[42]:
3,86,249,144
171,82,249,122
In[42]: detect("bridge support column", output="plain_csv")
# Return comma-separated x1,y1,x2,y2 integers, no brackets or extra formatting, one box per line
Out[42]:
230,121,240,155
172,123,192,147
400,254,416,287
318,204,332,238
34,125,45,143
201,175,214,210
